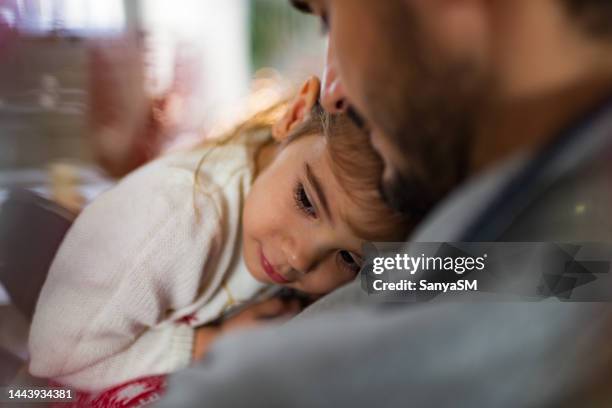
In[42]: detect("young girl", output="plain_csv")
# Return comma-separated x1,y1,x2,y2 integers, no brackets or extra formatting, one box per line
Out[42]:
28,77,414,404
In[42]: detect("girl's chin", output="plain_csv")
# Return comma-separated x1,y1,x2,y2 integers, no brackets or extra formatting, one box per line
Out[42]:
245,265,269,284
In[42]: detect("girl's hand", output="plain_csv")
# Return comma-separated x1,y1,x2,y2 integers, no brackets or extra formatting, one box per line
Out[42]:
192,297,302,361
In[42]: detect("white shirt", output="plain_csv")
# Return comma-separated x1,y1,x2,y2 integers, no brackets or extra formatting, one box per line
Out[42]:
28,132,271,391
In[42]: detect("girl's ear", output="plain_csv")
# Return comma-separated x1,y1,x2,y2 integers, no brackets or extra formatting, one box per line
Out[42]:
272,76,320,142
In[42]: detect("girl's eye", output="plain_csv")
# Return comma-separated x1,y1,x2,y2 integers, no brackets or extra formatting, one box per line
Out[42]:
294,182,317,218
338,250,361,274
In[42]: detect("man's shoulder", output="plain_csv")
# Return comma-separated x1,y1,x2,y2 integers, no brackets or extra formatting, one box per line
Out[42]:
502,146,612,241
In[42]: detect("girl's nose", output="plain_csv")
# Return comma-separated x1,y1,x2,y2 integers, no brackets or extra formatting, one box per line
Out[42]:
282,238,317,275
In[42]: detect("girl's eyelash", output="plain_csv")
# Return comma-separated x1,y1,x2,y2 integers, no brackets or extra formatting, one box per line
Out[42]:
293,179,359,275
338,250,361,275
294,181,317,218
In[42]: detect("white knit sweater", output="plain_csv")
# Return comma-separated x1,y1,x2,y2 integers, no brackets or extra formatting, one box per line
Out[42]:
28,132,270,391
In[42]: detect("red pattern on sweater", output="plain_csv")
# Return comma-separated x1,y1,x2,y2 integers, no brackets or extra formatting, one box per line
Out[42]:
50,375,166,408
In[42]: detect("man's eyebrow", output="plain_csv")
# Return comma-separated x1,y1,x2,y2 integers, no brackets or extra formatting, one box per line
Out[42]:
290,0,313,14
305,163,333,222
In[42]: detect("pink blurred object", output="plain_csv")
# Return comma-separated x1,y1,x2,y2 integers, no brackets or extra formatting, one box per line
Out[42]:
89,33,205,178
0,0,19,58
88,35,150,178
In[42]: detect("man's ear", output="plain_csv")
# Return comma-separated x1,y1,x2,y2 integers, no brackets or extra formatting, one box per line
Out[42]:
272,76,320,142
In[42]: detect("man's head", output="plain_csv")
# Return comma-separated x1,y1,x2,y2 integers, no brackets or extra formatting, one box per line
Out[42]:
291,0,612,213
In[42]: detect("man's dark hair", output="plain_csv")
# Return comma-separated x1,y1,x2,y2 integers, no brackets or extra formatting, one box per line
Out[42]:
289,0,312,14
563,0,612,39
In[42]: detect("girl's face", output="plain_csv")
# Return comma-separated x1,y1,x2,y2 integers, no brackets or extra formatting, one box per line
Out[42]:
242,134,366,295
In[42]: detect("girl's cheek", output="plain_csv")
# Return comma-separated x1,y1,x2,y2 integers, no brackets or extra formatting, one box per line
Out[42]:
301,272,341,295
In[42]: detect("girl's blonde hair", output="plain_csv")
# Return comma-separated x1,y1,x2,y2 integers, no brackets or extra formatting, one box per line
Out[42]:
193,100,416,241
191,100,290,219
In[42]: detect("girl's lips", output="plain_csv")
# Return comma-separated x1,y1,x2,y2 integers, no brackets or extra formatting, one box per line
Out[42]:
260,250,290,284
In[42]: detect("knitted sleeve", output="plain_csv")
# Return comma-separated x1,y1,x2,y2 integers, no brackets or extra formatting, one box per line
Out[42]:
28,161,224,392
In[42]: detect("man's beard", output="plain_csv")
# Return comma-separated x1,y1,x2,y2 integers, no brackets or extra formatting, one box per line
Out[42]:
362,8,488,217
379,167,446,218
379,90,476,216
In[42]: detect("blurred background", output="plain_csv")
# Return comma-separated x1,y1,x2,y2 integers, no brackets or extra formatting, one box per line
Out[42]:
0,0,325,198
0,0,325,382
